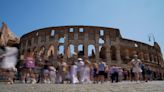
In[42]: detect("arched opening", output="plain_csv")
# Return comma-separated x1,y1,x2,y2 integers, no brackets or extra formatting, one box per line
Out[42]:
110,46,116,61
32,47,38,58
58,37,65,43
99,38,105,44
88,45,96,60
99,45,106,60
66,44,75,58
50,30,55,37
120,48,129,64
57,45,64,58
47,45,55,58
78,44,84,58
100,30,104,36
39,46,45,57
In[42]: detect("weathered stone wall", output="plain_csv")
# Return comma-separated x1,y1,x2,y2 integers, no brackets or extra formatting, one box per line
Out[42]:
20,25,164,79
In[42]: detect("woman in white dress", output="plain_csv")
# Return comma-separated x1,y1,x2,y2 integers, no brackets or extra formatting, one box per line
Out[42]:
130,55,142,81
81,60,91,84
70,61,79,84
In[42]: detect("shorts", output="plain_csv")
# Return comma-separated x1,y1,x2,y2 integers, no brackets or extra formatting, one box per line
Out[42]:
43,69,49,74
25,67,35,73
98,71,105,75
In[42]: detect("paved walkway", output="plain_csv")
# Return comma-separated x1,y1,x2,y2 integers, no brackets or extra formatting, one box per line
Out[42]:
0,81,164,92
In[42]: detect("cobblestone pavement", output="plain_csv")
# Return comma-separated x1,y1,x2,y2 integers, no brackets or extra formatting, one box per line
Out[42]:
0,81,164,92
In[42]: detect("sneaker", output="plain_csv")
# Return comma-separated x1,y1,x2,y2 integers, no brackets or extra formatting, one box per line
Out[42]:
43,80,47,83
26,78,31,84
46,79,51,84
31,79,37,84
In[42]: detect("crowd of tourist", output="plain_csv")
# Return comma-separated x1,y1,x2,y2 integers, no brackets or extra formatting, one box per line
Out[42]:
0,46,162,85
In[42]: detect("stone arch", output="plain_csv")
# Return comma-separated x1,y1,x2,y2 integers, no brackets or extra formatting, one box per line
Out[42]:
110,46,117,60
47,44,55,57
78,44,84,58
39,46,46,57
120,48,129,64
88,44,96,59
32,47,38,57
99,45,106,60
66,44,75,58
57,45,64,58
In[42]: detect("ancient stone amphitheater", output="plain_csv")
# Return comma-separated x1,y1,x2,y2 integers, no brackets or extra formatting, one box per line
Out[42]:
20,25,164,79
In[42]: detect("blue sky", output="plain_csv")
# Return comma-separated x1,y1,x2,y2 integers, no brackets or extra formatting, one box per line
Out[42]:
0,0,164,58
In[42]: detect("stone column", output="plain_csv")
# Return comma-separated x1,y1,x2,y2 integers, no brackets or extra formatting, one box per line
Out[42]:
31,38,34,46
38,36,41,45
105,34,111,64
64,34,68,61
125,49,129,59
44,46,49,59
74,28,78,40
146,53,149,61
24,40,28,54
151,55,154,63
74,28,78,60
95,31,99,63
95,44,99,62
116,37,121,65
45,35,49,44
54,34,59,60
84,44,88,59
53,44,58,60
141,52,144,61
74,44,78,60
84,29,88,59
106,45,111,64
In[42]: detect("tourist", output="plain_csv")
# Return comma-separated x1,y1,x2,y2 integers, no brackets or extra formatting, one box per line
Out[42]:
145,66,152,82
109,65,119,83
23,50,36,84
122,68,128,80
104,64,109,81
0,45,18,84
118,67,123,82
98,59,106,83
56,59,68,84
42,59,51,84
76,58,85,83
81,60,92,84
92,63,99,84
129,55,142,82
130,68,135,81
70,61,79,84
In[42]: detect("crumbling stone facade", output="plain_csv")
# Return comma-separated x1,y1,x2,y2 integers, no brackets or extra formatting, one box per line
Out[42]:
20,25,164,79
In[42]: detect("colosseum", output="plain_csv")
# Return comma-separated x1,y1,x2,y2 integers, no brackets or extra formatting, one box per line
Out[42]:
20,25,164,79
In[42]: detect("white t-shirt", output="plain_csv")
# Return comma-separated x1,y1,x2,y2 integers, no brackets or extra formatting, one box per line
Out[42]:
1,47,18,69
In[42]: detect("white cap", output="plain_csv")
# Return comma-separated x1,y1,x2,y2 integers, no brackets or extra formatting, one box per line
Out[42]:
78,58,83,61
134,55,138,57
